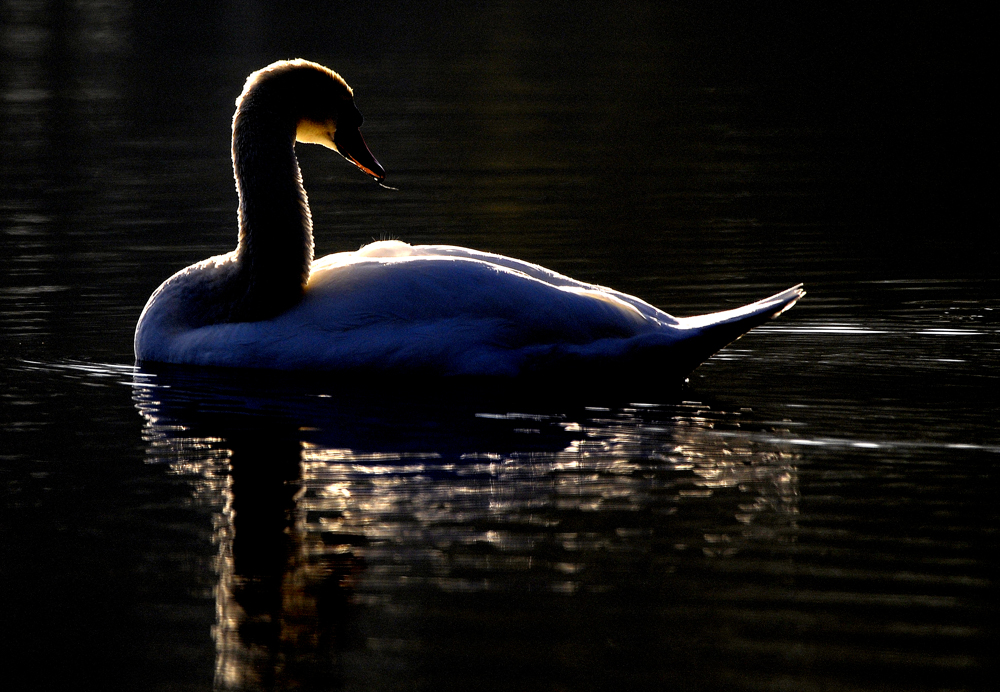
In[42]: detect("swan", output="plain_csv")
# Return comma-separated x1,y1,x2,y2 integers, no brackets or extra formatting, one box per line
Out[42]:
134,59,804,382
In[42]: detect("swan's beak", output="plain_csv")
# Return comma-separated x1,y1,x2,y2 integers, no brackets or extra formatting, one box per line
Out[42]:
334,127,385,181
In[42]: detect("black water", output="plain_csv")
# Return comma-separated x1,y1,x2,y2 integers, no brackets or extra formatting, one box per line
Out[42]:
1,3,995,691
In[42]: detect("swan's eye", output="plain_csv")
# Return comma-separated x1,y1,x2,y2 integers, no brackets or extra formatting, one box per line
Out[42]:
339,102,364,129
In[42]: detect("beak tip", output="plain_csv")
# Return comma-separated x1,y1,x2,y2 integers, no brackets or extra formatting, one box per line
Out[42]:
354,157,385,181
335,126,385,182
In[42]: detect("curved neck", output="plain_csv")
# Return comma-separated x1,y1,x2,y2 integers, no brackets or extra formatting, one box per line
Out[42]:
230,107,314,322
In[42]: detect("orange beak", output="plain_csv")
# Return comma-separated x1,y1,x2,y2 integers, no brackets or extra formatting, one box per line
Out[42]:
334,126,385,180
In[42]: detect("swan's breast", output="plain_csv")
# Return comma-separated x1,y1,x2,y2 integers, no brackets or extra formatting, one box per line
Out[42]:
134,253,241,360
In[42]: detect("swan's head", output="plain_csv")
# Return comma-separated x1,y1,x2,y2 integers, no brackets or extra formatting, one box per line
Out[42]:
237,59,385,181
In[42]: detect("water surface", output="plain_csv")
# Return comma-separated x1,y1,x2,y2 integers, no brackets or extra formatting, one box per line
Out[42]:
1,3,995,691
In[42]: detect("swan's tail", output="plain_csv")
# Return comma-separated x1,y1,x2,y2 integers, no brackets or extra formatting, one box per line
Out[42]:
514,284,805,390
669,284,805,372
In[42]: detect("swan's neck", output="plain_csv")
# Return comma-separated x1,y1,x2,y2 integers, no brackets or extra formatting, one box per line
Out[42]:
230,108,314,322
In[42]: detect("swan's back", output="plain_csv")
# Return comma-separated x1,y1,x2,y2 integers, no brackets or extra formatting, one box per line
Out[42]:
309,240,676,331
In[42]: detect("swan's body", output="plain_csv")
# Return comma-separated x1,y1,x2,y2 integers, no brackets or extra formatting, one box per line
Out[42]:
135,60,803,381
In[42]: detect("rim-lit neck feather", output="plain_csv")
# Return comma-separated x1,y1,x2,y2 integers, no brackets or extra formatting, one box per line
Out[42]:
229,88,314,322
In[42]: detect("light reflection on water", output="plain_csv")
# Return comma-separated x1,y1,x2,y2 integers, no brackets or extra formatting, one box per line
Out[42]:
131,365,800,690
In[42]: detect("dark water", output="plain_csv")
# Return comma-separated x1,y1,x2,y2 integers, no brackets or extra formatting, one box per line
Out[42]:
1,3,995,691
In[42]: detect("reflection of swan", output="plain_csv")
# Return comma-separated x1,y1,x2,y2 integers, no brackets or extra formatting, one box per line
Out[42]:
134,59,803,379
130,364,801,689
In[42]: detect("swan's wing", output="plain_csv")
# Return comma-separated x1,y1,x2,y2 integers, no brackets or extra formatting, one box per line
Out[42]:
145,250,672,373
305,254,666,340
315,241,680,325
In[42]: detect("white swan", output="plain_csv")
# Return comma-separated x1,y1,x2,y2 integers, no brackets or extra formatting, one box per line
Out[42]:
134,59,803,381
